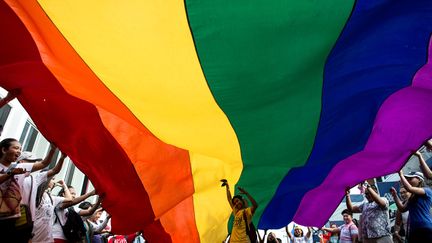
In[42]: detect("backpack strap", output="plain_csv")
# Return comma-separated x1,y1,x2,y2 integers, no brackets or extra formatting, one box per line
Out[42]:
47,192,54,205
54,206,65,227
28,175,33,205
348,223,355,239
242,209,250,234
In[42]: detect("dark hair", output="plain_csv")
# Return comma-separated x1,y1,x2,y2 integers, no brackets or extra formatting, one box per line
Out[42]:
341,209,353,216
79,201,92,210
352,218,359,227
58,185,74,196
231,195,243,204
0,138,18,157
36,180,50,208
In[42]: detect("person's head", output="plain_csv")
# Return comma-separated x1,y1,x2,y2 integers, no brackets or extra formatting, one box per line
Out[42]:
36,173,52,208
267,232,278,243
294,226,304,237
329,223,339,236
90,210,103,222
79,201,92,210
399,187,411,201
404,171,425,188
364,185,378,202
58,185,76,198
0,138,20,163
341,209,353,224
231,195,245,210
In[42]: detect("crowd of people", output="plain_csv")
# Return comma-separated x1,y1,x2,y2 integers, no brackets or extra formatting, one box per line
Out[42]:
223,142,432,243
1,91,432,243
0,138,145,243
0,90,147,243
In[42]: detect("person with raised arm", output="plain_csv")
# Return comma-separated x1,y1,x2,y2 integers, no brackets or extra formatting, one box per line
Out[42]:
414,150,432,180
0,138,56,242
286,225,312,243
345,184,392,243
26,152,70,243
53,184,97,243
322,209,358,243
222,179,258,243
392,187,410,243
391,169,432,242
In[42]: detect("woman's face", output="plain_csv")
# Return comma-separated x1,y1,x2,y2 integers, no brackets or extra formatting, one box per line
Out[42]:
294,228,303,237
342,213,352,224
91,211,102,221
2,141,21,162
400,188,411,200
267,232,276,241
69,188,77,199
233,198,244,210
407,177,420,187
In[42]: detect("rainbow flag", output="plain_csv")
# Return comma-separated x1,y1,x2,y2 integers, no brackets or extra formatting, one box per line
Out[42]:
2,0,432,242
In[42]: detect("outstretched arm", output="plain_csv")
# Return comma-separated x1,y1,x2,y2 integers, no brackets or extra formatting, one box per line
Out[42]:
398,170,425,196
345,188,361,213
415,151,432,179
238,187,258,214
79,196,103,216
285,226,293,240
306,227,312,239
92,213,111,233
31,143,57,172
222,180,234,209
47,152,67,178
390,187,408,212
321,226,340,234
60,189,96,209
57,180,73,205
366,185,387,208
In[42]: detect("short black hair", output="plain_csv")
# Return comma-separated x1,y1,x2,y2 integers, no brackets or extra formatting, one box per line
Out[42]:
341,209,353,216
79,201,92,210
0,138,18,157
58,185,74,196
231,195,243,204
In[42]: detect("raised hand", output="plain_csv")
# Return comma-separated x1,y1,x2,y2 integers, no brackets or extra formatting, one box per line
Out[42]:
220,179,228,188
390,187,397,198
345,187,351,195
238,186,247,194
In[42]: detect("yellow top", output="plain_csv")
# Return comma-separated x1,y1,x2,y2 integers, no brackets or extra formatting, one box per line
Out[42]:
230,207,253,243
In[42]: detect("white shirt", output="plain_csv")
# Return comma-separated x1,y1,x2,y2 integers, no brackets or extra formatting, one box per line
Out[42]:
0,162,33,219
21,171,48,220
291,236,309,243
32,192,63,243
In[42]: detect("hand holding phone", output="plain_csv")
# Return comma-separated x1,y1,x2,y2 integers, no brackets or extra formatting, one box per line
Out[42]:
220,179,228,187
